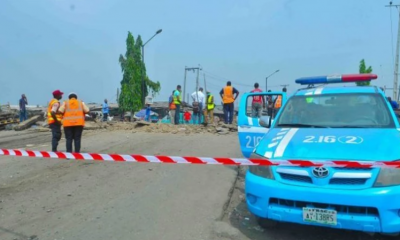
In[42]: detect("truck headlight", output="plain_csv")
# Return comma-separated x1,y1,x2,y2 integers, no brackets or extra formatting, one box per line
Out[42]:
248,152,275,180
374,168,400,187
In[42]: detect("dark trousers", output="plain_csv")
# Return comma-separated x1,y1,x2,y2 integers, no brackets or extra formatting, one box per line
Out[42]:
19,110,27,122
64,126,84,153
198,102,203,123
49,123,62,152
175,104,181,125
223,103,234,124
267,108,273,117
103,113,108,121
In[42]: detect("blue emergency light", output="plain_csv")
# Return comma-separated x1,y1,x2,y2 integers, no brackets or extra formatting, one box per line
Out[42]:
295,74,378,85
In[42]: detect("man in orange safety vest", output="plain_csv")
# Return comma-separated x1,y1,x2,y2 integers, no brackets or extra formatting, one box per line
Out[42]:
220,81,239,124
59,92,90,153
273,87,287,118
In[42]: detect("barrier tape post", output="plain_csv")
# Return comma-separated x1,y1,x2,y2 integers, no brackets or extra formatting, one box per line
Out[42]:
0,149,399,168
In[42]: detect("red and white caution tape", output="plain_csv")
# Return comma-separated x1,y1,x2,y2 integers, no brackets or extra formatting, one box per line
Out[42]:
0,149,399,168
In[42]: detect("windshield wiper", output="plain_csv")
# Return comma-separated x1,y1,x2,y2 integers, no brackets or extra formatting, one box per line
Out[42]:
330,125,370,128
277,123,327,128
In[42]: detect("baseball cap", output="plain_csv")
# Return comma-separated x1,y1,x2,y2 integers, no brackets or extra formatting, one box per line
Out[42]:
52,90,64,96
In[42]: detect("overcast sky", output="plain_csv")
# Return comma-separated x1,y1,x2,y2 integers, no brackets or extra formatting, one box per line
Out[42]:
0,0,397,106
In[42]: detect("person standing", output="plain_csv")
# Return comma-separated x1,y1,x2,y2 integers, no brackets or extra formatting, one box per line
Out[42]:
19,94,28,122
388,97,399,109
250,83,265,118
47,90,64,152
183,109,192,124
266,90,274,117
191,87,205,124
168,90,176,124
220,81,239,124
274,87,287,117
102,99,109,122
204,91,215,125
173,85,182,125
59,93,90,153
145,104,151,122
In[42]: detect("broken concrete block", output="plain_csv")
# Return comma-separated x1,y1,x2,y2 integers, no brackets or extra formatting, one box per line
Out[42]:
13,115,41,131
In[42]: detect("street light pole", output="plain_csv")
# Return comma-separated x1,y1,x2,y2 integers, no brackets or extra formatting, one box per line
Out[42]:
386,3,400,101
265,69,280,92
141,29,162,107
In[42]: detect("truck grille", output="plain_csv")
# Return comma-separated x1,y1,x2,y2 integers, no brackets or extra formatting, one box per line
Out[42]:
276,167,372,186
279,173,312,183
329,178,367,185
269,197,379,216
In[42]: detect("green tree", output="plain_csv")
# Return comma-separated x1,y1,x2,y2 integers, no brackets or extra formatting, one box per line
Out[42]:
356,59,373,86
118,32,161,114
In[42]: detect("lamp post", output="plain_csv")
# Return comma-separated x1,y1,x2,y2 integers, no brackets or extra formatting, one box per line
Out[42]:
265,69,280,92
141,29,162,107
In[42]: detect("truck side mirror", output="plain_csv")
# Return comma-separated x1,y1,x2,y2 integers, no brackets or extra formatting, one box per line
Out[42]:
259,116,271,128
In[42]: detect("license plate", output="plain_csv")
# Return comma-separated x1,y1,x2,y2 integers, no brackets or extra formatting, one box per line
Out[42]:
302,207,337,226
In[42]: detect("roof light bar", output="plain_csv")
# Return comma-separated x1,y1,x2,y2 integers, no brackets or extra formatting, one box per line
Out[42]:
295,74,378,85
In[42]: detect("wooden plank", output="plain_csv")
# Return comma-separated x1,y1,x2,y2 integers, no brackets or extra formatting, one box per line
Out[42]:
13,115,41,131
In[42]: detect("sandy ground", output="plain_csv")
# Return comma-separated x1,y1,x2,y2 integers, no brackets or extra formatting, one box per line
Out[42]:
0,124,392,240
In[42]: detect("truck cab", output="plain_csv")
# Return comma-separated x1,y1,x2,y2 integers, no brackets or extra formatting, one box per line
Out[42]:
237,74,400,236
238,91,287,158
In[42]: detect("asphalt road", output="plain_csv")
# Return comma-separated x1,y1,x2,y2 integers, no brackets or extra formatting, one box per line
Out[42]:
0,128,394,240
0,129,239,240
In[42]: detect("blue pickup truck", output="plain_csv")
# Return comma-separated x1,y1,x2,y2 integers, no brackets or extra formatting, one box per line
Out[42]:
237,74,400,236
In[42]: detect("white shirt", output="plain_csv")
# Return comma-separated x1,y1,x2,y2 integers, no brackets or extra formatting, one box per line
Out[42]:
191,91,205,105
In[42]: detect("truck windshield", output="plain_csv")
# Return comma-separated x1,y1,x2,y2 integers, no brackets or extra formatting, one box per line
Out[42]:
275,93,395,128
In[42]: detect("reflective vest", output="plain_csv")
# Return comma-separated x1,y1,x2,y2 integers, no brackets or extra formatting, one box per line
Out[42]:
169,101,176,110
63,98,85,127
274,96,282,108
173,90,182,105
47,99,63,124
207,95,215,110
222,86,234,104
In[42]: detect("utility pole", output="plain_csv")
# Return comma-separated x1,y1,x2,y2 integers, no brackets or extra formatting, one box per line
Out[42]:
141,29,162,107
196,65,200,92
183,66,201,103
386,2,400,101
265,70,280,92
203,73,207,93
183,67,187,103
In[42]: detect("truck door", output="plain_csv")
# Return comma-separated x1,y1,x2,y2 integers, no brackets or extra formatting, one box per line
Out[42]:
237,92,286,158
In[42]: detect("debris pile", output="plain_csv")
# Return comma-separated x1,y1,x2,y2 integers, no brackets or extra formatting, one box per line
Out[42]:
81,121,238,135
0,104,19,130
